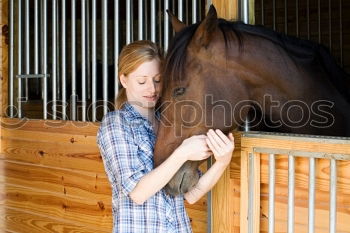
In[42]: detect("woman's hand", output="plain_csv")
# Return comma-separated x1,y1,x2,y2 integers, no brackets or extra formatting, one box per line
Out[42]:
206,129,234,165
175,135,213,161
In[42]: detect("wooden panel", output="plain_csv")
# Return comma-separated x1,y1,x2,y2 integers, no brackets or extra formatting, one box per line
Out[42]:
0,0,8,117
1,207,110,233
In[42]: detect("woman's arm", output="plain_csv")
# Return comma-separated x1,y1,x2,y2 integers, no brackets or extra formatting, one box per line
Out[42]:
184,129,235,204
130,135,212,205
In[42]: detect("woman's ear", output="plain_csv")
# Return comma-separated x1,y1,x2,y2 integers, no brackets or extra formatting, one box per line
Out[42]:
120,74,128,88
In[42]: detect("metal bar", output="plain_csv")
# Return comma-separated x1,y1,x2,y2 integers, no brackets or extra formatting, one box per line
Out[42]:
138,0,143,40
296,0,299,37
131,0,134,42
114,0,119,111
243,0,249,24
52,0,57,119
126,0,131,44
158,0,162,47
261,0,264,25
340,0,343,67
328,0,332,51
81,0,86,121
329,159,337,233
144,0,148,39
56,4,60,101
308,157,316,233
103,0,108,115
164,0,169,51
307,0,310,39
62,0,66,120
42,0,48,119
25,0,29,99
318,0,321,43
151,0,156,42
87,0,91,100
178,0,183,22
92,0,96,121
71,0,76,121
253,147,350,161
18,0,22,118
268,154,275,233
285,0,288,34
9,0,14,117
288,155,295,233
192,0,196,24
34,0,39,94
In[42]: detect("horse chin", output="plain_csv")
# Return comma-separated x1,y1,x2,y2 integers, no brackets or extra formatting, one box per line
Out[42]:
164,161,200,196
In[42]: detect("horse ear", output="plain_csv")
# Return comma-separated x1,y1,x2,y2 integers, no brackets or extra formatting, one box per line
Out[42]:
193,5,218,49
167,10,186,33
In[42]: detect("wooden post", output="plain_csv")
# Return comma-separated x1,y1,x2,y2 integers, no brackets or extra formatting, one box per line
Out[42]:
211,0,239,20
0,0,9,118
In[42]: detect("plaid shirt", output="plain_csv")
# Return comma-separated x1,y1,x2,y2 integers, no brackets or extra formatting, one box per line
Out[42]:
97,102,192,233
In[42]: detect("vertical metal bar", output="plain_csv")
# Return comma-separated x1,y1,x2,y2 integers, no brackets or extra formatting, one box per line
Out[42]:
71,0,76,121
126,0,131,44
329,159,337,233
144,0,148,39
18,0,22,118
288,155,295,233
158,0,162,47
102,0,108,115
243,0,249,24
52,0,57,119
268,154,275,233
61,0,66,120
138,0,143,40
87,0,91,101
9,0,14,117
25,0,29,99
296,0,299,37
308,157,316,233
285,0,288,34
261,0,264,25
318,0,321,43
340,0,343,67
114,0,119,111
56,4,60,101
272,0,276,30
151,0,156,42
178,0,183,22
92,0,96,121
328,0,332,51
81,0,86,121
42,0,48,119
192,0,196,24
248,153,254,233
164,0,169,51
307,0,310,39
34,0,39,97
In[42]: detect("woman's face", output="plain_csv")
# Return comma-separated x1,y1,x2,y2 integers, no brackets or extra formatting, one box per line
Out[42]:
120,59,162,108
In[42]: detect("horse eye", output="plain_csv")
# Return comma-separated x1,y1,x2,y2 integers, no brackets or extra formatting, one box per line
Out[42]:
173,87,186,97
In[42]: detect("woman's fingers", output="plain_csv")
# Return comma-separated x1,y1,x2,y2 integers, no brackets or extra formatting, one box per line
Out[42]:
215,129,232,144
206,138,219,156
208,129,226,148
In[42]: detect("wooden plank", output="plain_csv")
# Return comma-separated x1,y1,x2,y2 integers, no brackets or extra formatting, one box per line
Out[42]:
0,160,111,201
1,137,105,172
240,149,249,233
0,0,8,117
212,0,238,20
3,184,113,230
0,207,110,233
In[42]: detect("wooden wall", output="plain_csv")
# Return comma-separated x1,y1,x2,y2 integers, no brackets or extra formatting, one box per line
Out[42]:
0,118,208,233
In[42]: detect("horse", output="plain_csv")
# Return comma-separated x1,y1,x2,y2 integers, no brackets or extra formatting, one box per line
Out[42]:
153,5,350,196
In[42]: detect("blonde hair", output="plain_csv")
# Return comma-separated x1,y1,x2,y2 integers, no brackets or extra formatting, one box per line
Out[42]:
115,40,163,109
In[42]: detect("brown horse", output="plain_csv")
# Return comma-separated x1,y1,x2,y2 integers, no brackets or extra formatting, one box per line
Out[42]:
154,5,350,196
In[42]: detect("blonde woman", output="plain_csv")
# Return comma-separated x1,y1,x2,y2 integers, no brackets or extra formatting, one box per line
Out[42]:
97,40,234,233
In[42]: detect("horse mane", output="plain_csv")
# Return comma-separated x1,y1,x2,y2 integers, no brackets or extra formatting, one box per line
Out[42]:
162,18,350,101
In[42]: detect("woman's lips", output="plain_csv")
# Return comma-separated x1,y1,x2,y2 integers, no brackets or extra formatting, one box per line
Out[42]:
144,95,157,101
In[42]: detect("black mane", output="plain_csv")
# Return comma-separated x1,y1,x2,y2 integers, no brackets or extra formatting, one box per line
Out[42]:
162,18,350,101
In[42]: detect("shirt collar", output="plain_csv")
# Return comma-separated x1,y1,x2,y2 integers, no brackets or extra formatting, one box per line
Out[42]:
122,102,161,122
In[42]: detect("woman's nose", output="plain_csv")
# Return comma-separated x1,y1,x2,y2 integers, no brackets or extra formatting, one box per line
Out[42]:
147,80,156,92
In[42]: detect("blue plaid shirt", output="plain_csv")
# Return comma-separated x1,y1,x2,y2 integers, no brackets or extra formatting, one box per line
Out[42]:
97,102,192,233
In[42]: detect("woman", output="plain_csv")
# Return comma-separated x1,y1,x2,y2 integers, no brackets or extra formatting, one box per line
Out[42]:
96,40,234,233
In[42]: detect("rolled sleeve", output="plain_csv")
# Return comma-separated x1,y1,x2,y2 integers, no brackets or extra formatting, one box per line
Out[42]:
97,112,147,197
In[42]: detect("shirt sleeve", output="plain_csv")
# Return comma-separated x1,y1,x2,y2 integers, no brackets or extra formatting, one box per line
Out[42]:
97,112,147,197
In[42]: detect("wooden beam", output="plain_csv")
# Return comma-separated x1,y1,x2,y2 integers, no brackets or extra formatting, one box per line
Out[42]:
0,0,8,117
212,0,239,20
